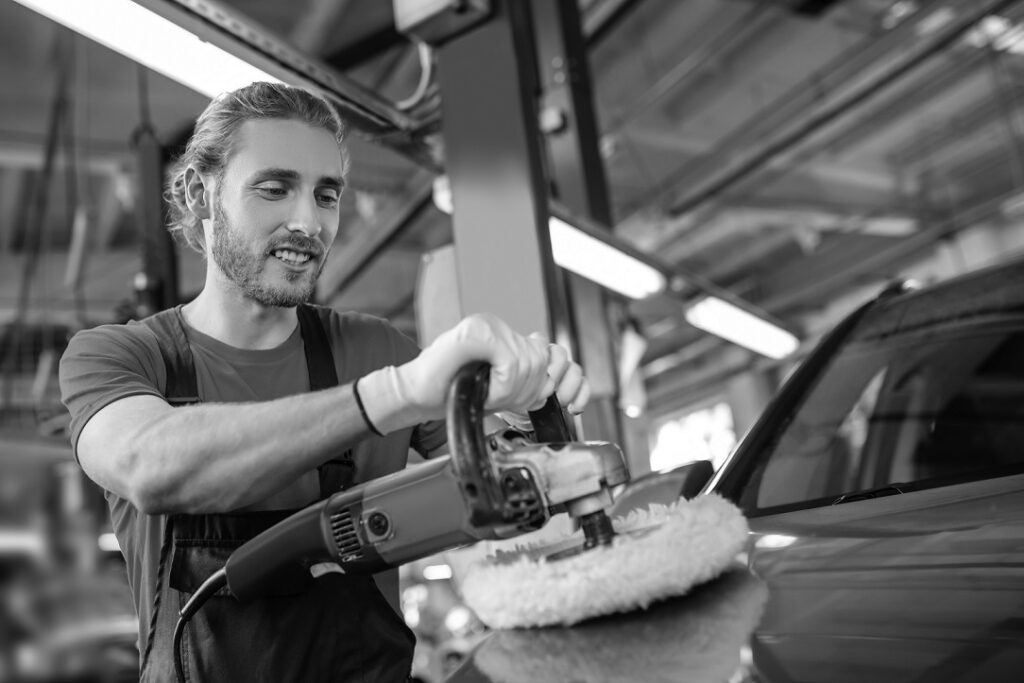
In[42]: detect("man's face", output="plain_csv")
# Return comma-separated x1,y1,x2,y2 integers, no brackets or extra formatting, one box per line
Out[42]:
206,118,345,307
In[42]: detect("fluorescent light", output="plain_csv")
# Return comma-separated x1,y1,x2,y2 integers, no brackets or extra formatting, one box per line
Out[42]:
98,532,121,552
685,296,799,360
422,563,453,580
549,216,666,299
12,0,280,97
431,175,666,299
443,605,473,633
0,530,45,555
432,174,454,214
755,534,798,549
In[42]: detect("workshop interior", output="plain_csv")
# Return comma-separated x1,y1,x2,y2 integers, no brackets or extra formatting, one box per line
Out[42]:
2,0,1024,681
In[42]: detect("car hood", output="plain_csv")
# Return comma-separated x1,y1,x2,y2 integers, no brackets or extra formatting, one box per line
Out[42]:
448,567,766,682
449,482,1024,682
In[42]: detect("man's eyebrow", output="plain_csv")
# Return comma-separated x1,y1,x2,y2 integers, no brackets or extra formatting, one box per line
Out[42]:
248,168,300,183
318,176,345,191
247,168,345,190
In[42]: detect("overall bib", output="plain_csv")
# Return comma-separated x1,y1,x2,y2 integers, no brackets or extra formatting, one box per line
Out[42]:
138,305,415,682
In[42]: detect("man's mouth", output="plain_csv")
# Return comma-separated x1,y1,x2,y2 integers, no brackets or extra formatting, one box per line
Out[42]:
272,248,314,265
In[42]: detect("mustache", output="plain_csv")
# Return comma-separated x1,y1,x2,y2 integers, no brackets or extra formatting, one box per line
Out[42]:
267,234,326,259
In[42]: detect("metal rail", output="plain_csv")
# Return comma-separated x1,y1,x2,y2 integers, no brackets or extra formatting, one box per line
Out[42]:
138,0,441,169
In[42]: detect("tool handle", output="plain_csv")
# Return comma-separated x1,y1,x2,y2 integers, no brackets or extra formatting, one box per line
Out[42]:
446,362,504,526
447,361,556,527
527,394,578,443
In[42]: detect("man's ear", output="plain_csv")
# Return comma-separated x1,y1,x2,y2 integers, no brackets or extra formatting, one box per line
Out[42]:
184,167,212,220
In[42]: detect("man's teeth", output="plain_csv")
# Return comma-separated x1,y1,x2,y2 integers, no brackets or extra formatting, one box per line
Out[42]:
273,249,311,264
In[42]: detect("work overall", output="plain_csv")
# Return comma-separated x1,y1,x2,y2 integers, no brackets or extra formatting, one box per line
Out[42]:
138,305,415,682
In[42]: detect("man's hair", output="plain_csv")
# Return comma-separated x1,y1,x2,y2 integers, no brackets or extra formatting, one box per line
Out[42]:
165,81,349,253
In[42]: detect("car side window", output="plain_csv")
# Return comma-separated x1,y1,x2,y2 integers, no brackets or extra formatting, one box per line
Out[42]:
743,326,1024,513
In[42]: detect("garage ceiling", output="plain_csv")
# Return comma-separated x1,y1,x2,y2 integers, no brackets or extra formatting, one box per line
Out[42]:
3,0,1024,443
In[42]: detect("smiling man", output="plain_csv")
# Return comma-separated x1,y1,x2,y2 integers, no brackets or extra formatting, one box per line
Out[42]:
58,82,590,682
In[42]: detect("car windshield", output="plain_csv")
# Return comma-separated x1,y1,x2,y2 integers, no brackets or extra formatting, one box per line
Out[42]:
740,315,1024,513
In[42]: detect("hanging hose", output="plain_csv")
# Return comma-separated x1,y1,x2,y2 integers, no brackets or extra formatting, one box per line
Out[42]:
396,41,435,112
0,40,71,411
173,568,228,683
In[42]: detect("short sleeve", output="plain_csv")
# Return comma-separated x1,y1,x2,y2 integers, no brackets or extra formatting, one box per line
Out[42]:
59,323,167,458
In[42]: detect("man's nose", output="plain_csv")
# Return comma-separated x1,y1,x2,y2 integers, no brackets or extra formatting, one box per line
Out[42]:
286,198,322,237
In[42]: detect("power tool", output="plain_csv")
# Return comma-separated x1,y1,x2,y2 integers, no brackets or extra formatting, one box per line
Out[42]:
172,361,631,682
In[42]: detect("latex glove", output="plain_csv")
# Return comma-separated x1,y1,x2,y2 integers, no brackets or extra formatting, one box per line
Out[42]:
498,332,589,431
360,314,588,433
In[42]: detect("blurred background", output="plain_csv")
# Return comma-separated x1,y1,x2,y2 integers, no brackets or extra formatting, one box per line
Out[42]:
4,0,1024,680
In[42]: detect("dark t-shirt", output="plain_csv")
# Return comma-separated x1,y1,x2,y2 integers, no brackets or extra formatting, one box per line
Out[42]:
58,305,446,645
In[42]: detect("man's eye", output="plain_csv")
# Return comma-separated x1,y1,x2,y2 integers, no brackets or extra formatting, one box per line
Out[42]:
317,192,340,206
257,185,288,197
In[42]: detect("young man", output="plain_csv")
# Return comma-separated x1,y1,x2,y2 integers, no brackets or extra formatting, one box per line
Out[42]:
59,82,589,682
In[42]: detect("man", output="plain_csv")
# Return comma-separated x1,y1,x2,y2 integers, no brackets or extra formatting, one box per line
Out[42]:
59,82,589,682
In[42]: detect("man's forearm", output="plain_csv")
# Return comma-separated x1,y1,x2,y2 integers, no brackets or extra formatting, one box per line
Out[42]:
117,381,402,514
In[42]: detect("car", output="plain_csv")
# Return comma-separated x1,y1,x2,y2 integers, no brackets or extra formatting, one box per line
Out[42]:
447,255,1024,682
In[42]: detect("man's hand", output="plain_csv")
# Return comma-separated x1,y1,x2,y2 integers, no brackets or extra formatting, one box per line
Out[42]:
535,332,590,414
359,314,590,432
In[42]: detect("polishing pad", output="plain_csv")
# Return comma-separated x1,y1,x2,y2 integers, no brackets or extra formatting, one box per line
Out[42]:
469,569,767,682
459,494,749,629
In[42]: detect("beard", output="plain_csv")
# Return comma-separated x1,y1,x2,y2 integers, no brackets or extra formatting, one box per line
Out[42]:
208,196,326,307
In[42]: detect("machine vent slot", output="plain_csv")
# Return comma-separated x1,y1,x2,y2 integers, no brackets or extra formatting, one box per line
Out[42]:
329,509,363,558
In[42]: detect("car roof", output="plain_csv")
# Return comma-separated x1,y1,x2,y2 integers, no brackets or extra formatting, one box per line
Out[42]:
857,254,1024,339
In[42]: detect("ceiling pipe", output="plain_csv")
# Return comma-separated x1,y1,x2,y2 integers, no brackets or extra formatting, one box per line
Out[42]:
601,3,780,134
760,184,1019,314
637,144,1022,383
664,0,1021,219
582,0,645,47
613,0,951,244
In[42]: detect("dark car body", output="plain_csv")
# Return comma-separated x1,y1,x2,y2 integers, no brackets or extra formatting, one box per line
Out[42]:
449,256,1024,682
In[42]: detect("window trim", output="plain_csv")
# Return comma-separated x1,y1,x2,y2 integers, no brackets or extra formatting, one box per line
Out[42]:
714,309,1024,517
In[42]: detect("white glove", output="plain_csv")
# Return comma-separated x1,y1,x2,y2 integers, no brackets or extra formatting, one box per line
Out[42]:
358,314,589,435
497,335,589,431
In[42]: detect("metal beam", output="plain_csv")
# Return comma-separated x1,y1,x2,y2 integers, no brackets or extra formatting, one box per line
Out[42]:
326,25,407,70
532,0,623,444
133,121,178,312
665,0,1018,218
604,4,780,133
137,0,438,169
581,0,644,47
289,0,355,54
0,170,26,253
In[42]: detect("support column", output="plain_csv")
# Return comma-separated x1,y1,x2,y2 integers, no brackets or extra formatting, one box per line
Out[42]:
530,0,631,450
133,125,178,315
436,0,569,341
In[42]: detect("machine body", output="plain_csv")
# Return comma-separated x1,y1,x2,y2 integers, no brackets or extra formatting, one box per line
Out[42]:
223,363,629,602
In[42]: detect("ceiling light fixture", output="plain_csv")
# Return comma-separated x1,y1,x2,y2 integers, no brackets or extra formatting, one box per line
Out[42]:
684,296,800,360
432,176,666,299
433,176,799,359
12,0,280,97
548,216,667,300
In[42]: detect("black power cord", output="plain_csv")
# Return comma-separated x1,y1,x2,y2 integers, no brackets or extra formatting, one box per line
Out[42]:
173,568,228,683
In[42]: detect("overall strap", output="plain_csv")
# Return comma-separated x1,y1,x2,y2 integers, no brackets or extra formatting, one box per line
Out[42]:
136,306,199,678
296,304,338,389
144,306,200,405
296,304,354,497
